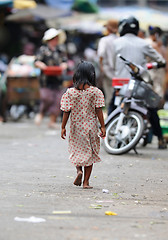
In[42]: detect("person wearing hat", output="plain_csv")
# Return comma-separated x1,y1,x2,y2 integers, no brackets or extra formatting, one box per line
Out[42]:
97,19,118,113
34,28,67,128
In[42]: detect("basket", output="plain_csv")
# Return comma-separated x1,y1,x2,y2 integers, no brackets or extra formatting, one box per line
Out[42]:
43,66,63,76
132,81,161,108
112,78,129,87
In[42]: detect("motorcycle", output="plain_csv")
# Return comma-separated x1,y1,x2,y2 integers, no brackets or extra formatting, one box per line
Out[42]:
103,55,165,155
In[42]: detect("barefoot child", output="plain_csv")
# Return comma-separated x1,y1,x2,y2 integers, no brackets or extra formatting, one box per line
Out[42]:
60,61,106,189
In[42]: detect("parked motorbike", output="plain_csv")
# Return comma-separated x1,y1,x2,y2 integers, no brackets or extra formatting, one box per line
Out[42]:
104,55,165,155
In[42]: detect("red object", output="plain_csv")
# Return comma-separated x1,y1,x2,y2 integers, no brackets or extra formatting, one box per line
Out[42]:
146,62,158,69
112,78,129,87
43,66,63,76
146,63,153,69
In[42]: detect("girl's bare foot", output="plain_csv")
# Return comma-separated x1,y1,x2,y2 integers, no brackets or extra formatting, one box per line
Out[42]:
83,185,93,189
83,181,93,189
73,171,83,186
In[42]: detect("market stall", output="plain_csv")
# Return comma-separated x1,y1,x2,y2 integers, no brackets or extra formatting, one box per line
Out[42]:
7,55,40,106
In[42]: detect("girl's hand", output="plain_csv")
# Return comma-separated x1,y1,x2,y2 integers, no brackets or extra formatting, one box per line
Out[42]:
61,111,70,139
99,127,106,138
61,128,66,139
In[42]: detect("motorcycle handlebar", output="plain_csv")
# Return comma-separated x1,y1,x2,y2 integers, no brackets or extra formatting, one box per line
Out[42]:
118,54,166,72
146,62,166,69
118,55,139,74
157,62,166,68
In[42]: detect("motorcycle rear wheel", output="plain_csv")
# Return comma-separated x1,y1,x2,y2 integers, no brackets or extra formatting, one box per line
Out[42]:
104,111,144,155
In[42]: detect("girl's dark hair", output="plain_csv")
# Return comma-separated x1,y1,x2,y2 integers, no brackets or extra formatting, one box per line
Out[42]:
73,60,96,89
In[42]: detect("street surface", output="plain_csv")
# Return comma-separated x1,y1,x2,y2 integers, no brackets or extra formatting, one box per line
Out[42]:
0,118,168,240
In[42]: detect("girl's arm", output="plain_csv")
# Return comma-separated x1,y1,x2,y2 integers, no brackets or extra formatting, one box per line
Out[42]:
95,107,106,138
61,111,70,139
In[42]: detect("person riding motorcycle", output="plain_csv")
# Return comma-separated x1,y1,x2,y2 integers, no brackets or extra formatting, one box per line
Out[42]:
110,16,167,149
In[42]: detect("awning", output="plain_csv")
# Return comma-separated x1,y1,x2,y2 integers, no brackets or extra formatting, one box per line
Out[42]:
0,0,36,9
13,0,37,9
45,0,74,10
0,0,13,8
47,12,102,34
98,6,168,31
5,4,72,23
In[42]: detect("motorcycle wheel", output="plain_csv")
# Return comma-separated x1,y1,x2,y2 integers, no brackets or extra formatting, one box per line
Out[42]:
104,111,144,155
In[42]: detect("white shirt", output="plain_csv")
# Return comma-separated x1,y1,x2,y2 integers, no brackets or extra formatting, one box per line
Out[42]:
112,33,165,78
97,33,118,79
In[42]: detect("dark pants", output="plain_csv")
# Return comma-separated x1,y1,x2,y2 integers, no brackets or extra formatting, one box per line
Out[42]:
148,108,163,140
0,91,7,122
108,90,116,115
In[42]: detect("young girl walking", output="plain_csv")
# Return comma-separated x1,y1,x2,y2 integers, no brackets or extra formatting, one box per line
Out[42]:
60,61,106,189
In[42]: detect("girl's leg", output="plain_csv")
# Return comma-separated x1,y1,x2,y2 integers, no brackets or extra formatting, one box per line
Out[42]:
83,165,93,189
73,166,83,186
76,166,82,173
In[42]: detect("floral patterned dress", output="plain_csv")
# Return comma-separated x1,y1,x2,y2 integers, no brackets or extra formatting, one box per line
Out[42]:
60,86,105,167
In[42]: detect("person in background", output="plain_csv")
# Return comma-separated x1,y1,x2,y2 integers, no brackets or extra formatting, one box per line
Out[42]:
138,28,146,39
0,54,8,123
97,19,118,113
34,28,67,129
84,47,101,89
146,26,168,100
111,16,167,149
23,42,35,56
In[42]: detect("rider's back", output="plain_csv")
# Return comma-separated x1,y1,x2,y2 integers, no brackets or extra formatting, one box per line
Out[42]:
113,33,165,78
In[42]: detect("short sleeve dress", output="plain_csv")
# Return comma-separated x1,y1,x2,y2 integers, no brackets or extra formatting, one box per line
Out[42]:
60,86,105,167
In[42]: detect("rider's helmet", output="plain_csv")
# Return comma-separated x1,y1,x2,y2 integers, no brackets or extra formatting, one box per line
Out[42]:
118,16,139,36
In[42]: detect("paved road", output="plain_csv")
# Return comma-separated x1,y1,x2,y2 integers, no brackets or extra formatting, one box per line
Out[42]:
0,119,168,240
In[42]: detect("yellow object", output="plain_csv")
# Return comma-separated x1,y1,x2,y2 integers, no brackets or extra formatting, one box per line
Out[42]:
105,211,117,216
14,0,37,9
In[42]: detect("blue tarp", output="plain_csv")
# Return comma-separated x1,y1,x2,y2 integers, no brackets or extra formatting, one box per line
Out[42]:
0,0,13,7
45,0,98,10
45,0,74,10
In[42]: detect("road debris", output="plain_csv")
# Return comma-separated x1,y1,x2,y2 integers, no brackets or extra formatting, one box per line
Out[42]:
105,211,117,216
14,216,46,223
